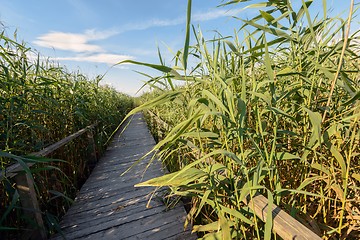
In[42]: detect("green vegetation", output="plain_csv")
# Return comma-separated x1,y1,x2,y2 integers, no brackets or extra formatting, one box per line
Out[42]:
125,0,360,239
0,31,134,237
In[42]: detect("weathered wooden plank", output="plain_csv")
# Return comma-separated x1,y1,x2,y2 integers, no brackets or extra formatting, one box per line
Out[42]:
60,199,167,235
78,208,188,240
63,187,167,220
245,193,321,240
54,196,187,239
71,172,163,202
68,184,154,209
80,162,163,187
167,231,197,240
109,210,187,239
51,113,194,239
60,192,166,228
127,217,189,240
90,155,148,172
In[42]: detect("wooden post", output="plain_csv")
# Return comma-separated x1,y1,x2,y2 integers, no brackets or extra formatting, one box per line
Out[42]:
86,129,97,169
14,172,47,240
0,122,99,239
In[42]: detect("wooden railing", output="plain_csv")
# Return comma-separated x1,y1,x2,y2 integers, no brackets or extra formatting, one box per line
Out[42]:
0,123,98,240
145,110,321,240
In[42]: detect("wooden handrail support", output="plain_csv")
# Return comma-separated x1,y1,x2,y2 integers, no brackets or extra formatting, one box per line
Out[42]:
0,122,98,240
146,110,169,128
0,122,98,180
145,111,321,239
244,193,321,240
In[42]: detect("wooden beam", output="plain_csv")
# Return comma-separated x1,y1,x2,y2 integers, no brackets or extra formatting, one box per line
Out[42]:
86,129,98,169
244,193,321,240
0,123,98,180
0,122,98,239
32,122,98,157
14,172,47,239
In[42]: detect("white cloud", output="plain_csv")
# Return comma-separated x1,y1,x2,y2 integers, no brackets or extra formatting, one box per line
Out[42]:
31,8,240,67
193,8,240,22
55,53,134,65
33,7,239,53
83,29,118,41
33,29,135,65
120,8,240,32
120,18,184,32
33,29,118,53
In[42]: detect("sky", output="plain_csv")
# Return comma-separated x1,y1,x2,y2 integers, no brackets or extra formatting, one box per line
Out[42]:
0,0,356,96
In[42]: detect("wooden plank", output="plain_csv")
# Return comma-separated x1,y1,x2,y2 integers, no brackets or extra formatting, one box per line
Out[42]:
76,207,187,240
63,186,164,218
51,113,195,240
127,217,189,240
60,191,167,228
245,193,321,240
59,199,167,235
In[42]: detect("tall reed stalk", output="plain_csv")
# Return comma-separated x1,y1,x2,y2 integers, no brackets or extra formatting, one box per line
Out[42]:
0,31,134,237
120,0,359,238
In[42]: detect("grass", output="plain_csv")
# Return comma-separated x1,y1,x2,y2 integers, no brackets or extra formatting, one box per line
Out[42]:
122,0,360,239
0,30,134,237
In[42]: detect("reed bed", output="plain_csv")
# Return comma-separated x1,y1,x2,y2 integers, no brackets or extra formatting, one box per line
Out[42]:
123,0,359,239
0,31,134,237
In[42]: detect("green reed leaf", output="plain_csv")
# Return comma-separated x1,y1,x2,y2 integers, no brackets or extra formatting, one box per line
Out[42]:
260,10,275,22
135,167,206,187
330,145,346,179
276,152,300,160
183,0,192,70
116,59,173,73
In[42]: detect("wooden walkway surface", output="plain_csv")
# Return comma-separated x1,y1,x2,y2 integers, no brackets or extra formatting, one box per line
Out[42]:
52,113,195,240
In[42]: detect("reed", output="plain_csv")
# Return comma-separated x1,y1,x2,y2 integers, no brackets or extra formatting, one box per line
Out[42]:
0,31,134,237
122,0,360,239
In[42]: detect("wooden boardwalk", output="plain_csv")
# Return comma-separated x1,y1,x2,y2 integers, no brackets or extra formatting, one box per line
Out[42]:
52,113,195,240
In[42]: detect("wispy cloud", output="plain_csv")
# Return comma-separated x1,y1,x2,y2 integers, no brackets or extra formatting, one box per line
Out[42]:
120,18,184,32
33,7,238,53
32,7,239,65
55,53,134,65
33,28,133,65
193,8,240,22
120,8,240,32
33,29,118,53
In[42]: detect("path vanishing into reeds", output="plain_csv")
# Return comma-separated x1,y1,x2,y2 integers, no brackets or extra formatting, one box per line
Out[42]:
52,113,195,240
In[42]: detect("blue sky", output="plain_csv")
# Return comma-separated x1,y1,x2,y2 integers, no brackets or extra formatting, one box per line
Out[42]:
0,0,356,95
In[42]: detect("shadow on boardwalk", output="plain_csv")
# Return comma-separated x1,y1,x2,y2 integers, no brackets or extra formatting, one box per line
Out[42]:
52,113,195,240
